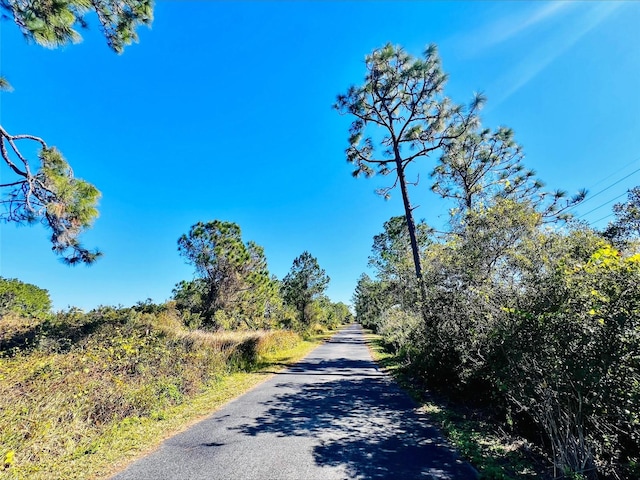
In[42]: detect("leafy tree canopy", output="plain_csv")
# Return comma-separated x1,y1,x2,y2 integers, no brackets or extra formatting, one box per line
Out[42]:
176,220,275,328
0,276,52,319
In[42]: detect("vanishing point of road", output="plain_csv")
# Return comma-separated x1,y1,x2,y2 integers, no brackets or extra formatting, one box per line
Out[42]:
112,324,478,480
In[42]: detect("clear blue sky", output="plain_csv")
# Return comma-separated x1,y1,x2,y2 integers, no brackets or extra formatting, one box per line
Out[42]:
1,1,639,311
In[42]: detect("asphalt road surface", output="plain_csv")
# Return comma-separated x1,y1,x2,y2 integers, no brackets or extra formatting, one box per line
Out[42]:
112,324,477,480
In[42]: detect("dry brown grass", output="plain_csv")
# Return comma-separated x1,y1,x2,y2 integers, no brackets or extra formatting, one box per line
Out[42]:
0,307,310,479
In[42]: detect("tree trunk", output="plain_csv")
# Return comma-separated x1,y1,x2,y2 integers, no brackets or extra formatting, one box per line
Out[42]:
395,159,428,307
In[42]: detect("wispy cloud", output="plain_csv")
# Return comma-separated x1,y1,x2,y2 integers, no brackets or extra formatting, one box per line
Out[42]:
461,1,572,55
452,1,625,106
491,2,623,105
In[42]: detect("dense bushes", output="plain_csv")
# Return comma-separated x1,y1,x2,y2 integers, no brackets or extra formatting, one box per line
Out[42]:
0,277,51,320
0,304,304,478
356,209,640,479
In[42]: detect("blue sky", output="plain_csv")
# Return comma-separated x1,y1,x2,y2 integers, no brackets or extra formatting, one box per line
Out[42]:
1,1,639,311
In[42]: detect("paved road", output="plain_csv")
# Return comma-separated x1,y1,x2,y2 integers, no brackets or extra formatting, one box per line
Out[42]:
112,324,477,479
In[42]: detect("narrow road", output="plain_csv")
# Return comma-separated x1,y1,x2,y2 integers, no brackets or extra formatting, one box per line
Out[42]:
112,324,477,479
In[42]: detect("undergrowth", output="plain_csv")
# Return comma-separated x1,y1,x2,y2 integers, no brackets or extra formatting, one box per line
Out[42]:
0,305,316,479
365,331,552,480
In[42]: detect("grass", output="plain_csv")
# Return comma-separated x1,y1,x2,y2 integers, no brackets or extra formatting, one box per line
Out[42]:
0,307,333,480
364,330,551,480
96,338,323,479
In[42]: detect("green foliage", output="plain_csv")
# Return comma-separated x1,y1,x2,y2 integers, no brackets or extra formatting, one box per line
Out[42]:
432,126,586,222
367,332,544,479
307,296,352,332
0,303,307,479
1,0,154,53
493,240,640,479
342,41,631,480
172,278,207,321
281,251,330,327
376,306,421,355
0,131,101,263
352,273,393,330
369,215,432,310
325,300,353,329
604,186,640,245
0,277,51,319
334,43,481,180
176,220,285,329
362,209,640,478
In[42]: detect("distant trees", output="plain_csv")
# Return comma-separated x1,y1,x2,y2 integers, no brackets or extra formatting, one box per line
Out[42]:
0,276,51,319
176,221,279,329
320,299,352,330
352,273,390,330
175,223,347,333
1,0,154,262
282,251,330,328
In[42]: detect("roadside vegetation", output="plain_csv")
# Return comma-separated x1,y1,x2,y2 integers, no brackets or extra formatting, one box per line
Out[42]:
367,331,551,479
0,219,350,479
344,44,640,480
0,297,344,479
2,4,638,478
360,201,640,480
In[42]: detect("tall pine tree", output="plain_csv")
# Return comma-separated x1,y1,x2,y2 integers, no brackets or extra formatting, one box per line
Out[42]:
335,43,482,304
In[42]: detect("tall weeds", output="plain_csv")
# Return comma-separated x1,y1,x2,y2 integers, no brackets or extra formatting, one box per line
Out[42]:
0,305,302,479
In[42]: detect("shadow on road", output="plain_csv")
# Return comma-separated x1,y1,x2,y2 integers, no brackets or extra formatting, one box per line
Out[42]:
325,337,367,346
282,357,381,377
233,357,476,479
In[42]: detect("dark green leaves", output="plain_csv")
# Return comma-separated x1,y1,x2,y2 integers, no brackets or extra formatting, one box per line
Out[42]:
0,276,52,319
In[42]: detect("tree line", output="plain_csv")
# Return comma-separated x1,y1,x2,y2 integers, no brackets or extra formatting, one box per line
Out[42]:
0,220,351,334
341,44,639,480
173,219,349,332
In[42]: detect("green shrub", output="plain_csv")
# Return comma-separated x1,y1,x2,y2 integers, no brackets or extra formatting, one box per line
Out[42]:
0,305,305,478
0,277,51,320
364,215,640,478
